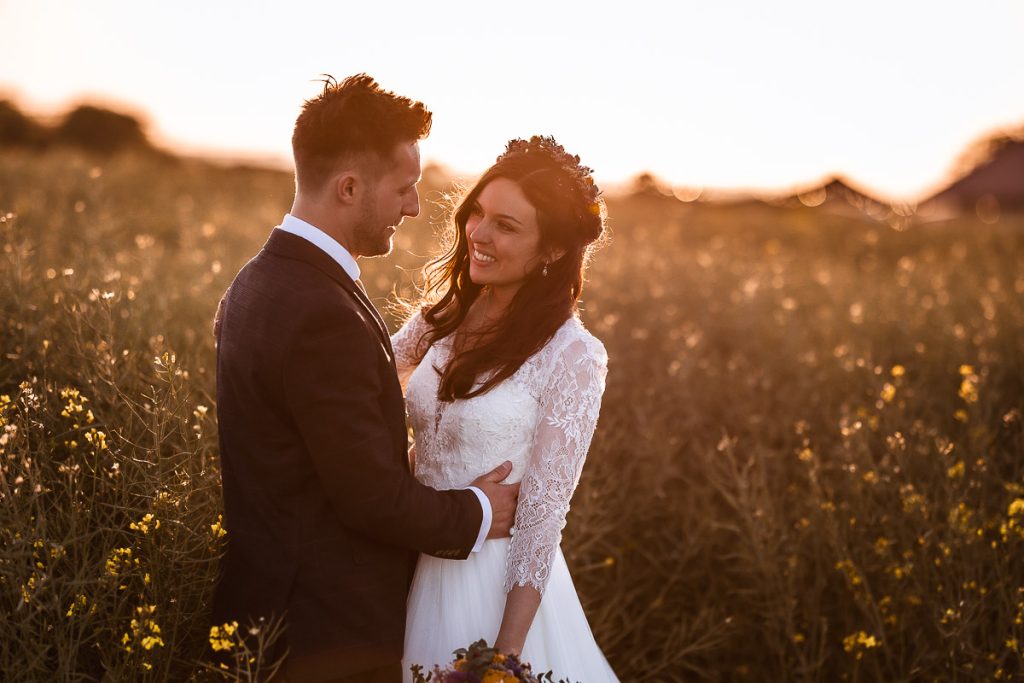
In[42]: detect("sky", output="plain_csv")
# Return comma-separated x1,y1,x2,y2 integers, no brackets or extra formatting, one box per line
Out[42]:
1,0,1023,200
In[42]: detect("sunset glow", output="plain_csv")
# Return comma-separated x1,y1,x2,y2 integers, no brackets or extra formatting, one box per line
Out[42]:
2,0,1023,199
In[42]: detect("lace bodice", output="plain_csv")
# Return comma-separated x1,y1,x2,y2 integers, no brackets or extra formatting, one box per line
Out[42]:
391,312,608,594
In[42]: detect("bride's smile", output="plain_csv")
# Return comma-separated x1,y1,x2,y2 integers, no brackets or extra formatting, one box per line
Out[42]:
471,247,496,264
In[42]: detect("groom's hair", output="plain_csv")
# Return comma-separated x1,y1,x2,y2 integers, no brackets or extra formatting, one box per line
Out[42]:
292,73,432,189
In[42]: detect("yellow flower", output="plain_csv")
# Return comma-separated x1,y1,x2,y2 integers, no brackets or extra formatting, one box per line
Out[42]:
947,461,965,479
123,605,164,656
66,594,88,618
141,635,164,650
209,622,239,652
797,447,813,462
959,364,975,376
958,378,979,404
890,365,905,377
84,428,108,450
211,515,227,538
20,575,38,604
105,547,138,577
130,513,160,535
481,670,518,683
835,559,862,586
843,630,880,659
1008,499,1024,517
880,383,896,403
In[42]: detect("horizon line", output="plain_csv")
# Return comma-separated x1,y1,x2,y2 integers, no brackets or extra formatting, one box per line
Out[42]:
4,89,1021,205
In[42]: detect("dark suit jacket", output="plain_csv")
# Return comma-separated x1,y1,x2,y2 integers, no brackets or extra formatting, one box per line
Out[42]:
212,228,482,680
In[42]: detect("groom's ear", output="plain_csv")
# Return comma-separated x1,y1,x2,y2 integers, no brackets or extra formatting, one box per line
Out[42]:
334,172,360,206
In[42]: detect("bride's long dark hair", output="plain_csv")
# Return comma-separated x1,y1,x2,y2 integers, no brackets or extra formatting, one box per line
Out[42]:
408,136,607,401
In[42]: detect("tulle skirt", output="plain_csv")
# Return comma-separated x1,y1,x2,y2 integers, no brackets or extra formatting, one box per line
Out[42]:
402,538,619,682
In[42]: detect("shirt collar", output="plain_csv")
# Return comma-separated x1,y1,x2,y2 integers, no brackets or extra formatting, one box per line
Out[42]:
277,213,361,282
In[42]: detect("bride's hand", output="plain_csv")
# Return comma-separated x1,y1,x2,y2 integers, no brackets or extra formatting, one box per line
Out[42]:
493,636,522,657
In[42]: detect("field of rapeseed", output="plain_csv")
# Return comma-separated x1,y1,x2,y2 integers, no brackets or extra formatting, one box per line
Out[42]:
1,150,1022,681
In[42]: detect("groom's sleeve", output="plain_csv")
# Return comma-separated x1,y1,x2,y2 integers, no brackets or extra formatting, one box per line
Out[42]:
463,486,492,552
283,302,482,559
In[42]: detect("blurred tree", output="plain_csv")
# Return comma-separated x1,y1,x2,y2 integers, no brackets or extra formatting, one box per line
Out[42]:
631,171,678,198
53,104,151,154
925,127,1024,214
0,100,47,148
951,124,1024,176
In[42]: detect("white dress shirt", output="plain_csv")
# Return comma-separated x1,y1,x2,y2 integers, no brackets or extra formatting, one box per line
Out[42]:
276,214,492,553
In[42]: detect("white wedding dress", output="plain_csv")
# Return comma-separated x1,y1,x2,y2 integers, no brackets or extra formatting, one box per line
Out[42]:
393,312,619,682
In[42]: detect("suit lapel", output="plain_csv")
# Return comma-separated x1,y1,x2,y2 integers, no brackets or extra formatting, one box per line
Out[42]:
263,229,394,362
350,279,395,357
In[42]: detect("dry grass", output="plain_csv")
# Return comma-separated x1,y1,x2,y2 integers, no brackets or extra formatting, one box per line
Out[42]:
1,151,1022,681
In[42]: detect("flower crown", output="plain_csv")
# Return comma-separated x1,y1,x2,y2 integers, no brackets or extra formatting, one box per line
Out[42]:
496,135,603,217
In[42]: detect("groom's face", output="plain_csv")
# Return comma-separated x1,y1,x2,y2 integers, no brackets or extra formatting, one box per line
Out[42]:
350,141,422,257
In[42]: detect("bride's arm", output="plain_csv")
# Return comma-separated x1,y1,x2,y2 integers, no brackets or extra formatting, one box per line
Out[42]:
495,336,608,654
390,310,430,392
494,586,542,654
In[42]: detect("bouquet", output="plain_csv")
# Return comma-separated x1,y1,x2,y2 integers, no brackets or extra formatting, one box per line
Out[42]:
410,640,576,683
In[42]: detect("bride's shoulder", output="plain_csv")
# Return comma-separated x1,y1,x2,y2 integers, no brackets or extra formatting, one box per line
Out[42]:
394,307,433,335
391,307,436,358
512,316,606,397
402,307,427,327
545,316,608,367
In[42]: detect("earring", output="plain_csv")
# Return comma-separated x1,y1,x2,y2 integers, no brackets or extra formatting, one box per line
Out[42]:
542,263,549,277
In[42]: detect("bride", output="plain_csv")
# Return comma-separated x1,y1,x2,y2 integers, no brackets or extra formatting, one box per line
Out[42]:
393,136,619,681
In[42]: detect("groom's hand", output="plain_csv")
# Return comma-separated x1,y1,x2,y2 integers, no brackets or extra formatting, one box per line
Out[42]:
472,461,520,539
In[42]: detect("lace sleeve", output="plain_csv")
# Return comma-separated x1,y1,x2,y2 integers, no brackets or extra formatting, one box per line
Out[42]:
390,310,431,390
504,334,608,594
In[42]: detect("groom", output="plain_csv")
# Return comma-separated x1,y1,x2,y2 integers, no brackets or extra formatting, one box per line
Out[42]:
212,74,520,682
